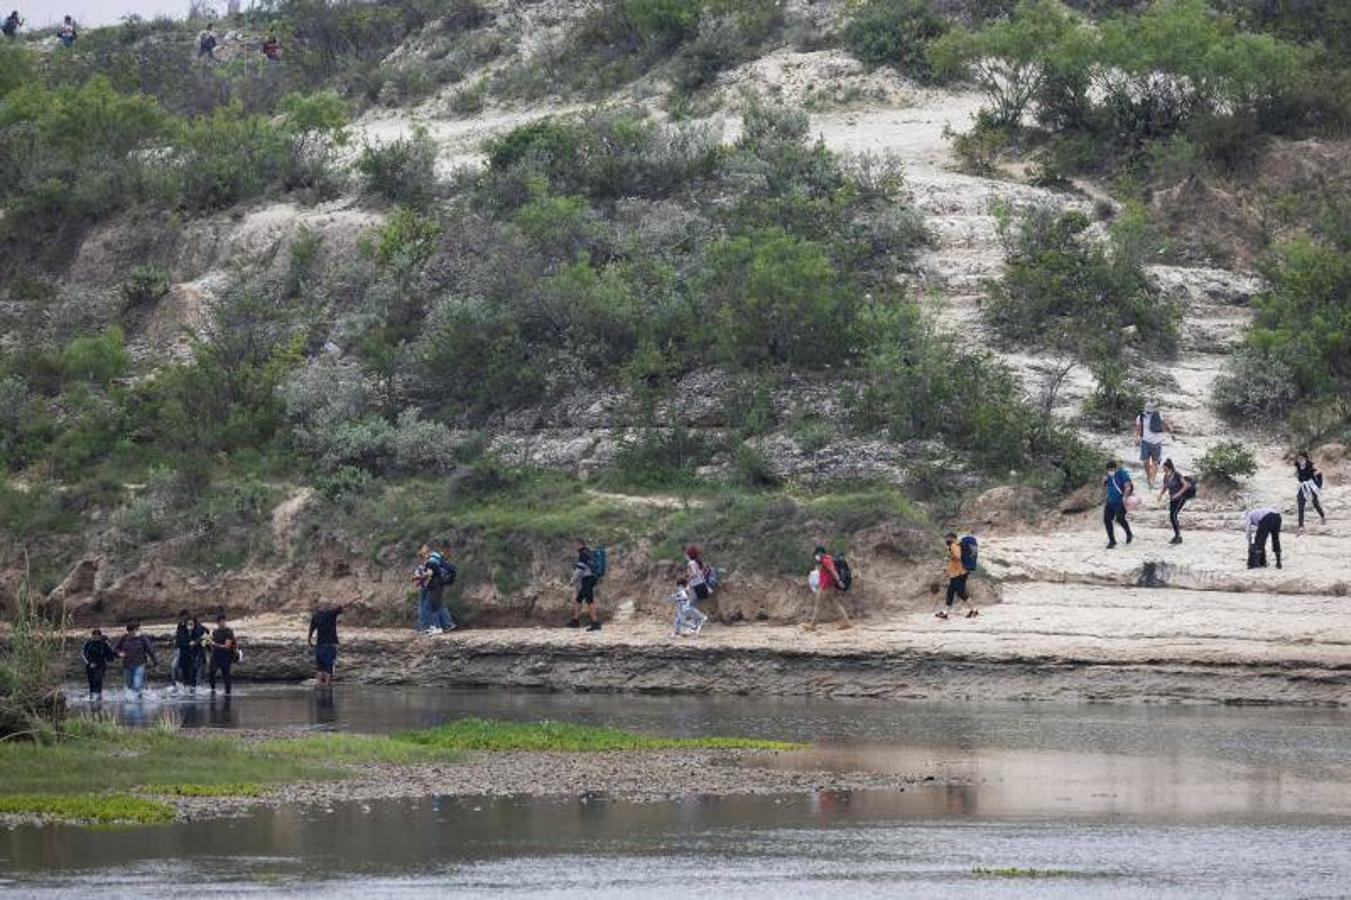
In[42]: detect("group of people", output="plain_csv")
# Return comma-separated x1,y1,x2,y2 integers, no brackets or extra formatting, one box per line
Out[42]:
1101,404,1330,569
80,613,238,701
0,11,75,46
195,24,281,62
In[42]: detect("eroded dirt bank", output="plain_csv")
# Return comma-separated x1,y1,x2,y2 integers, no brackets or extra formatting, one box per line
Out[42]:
82,611,1350,706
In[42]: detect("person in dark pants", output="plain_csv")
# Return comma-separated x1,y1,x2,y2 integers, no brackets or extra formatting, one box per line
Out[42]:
1295,451,1326,532
938,532,977,619
80,628,117,701
208,613,237,695
180,615,208,693
1103,460,1134,549
1158,458,1197,545
567,540,601,631
113,622,157,700
172,609,192,689
308,603,342,686
1244,506,1283,569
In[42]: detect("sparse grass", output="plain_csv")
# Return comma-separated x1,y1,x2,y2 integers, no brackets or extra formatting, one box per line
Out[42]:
394,718,803,752
972,866,1075,879
0,793,174,824
141,782,265,797
254,733,464,764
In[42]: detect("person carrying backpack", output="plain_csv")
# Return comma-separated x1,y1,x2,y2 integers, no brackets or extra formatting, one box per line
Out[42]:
685,544,716,605
1135,404,1173,490
806,545,852,631
1243,506,1282,570
197,23,217,59
938,532,979,619
1158,458,1197,545
80,628,118,701
567,539,602,631
1294,451,1326,533
1103,460,1134,549
2,11,22,39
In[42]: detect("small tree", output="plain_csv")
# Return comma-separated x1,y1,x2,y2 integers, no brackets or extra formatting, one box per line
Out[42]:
0,559,68,740
930,0,1091,127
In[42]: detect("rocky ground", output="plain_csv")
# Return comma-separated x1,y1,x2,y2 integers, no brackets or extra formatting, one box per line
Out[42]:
162,743,933,823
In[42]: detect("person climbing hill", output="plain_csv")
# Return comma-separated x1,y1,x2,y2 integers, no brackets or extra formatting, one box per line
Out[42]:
1135,404,1173,490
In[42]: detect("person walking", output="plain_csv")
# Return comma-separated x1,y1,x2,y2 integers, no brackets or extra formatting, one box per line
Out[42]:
180,615,208,694
208,613,237,695
567,540,602,631
308,603,342,686
2,11,22,39
261,32,281,62
806,545,852,631
171,609,192,690
412,543,456,635
1158,458,1197,545
667,576,707,638
197,22,218,59
80,628,117,701
1135,403,1173,490
113,622,157,700
937,532,978,619
1244,506,1283,569
1103,460,1134,549
1295,451,1326,533
685,544,712,606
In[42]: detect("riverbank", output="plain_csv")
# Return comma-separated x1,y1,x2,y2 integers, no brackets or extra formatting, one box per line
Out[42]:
82,588,1351,706
0,719,926,827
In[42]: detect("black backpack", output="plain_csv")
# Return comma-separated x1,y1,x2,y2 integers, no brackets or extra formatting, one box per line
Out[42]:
432,557,457,588
834,556,853,592
1145,410,1163,433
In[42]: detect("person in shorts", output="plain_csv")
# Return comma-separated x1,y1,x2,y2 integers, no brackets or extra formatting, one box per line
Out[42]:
567,540,601,632
1134,403,1173,490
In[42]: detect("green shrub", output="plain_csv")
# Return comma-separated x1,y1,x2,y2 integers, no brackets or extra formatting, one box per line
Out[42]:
356,125,438,208
1212,348,1299,424
121,264,171,310
983,207,1177,360
1197,440,1257,486
60,328,130,385
842,0,948,80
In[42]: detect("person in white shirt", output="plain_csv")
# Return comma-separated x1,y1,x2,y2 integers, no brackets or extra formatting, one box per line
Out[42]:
667,577,707,638
1134,403,1173,490
1243,506,1282,569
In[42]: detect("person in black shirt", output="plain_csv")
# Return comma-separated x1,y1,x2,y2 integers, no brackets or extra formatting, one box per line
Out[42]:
80,628,117,701
180,615,208,693
1295,451,1326,532
1157,458,1197,545
307,603,342,686
172,609,191,689
208,613,237,695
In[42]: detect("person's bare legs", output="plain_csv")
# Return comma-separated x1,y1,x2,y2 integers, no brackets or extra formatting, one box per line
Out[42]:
833,596,852,629
805,591,821,630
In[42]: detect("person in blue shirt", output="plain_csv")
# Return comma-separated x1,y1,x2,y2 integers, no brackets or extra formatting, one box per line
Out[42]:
1103,459,1134,549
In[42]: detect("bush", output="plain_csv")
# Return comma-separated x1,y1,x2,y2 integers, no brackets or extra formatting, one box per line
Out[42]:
842,0,948,80
356,126,438,208
983,206,1177,360
703,229,856,369
60,328,130,385
1197,440,1257,486
1212,348,1299,424
121,264,171,310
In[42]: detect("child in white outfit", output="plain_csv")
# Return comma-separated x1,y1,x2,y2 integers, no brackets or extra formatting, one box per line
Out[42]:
667,577,707,637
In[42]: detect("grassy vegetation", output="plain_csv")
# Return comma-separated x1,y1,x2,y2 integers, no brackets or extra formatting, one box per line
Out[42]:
394,718,803,752
0,793,175,825
0,717,800,823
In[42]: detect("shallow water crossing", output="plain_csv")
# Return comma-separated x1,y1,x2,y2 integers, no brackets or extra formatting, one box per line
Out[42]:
4,687,1350,897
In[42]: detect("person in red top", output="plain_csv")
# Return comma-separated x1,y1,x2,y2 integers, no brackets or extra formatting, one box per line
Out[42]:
806,545,852,631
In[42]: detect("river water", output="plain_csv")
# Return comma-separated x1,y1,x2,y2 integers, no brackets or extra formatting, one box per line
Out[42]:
3,687,1350,897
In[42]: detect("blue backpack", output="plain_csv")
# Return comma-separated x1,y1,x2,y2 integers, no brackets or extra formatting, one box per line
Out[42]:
959,536,979,572
591,546,608,580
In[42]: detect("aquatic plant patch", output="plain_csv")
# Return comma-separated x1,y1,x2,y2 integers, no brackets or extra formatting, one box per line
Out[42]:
0,793,175,824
